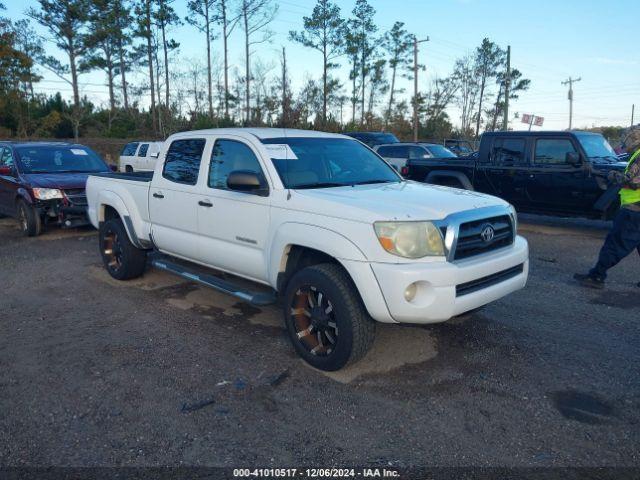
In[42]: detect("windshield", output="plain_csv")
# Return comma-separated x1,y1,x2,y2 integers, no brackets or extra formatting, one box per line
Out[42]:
263,137,402,189
424,145,458,158
575,133,618,161
16,145,109,173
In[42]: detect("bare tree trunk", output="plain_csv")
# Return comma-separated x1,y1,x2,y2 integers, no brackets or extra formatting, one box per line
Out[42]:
322,31,327,125
204,2,213,119
145,0,157,134
161,21,170,109
69,38,80,141
243,3,250,125
108,64,116,112
475,73,486,138
351,73,356,124
222,0,230,119
360,40,365,126
386,64,396,127
490,86,503,131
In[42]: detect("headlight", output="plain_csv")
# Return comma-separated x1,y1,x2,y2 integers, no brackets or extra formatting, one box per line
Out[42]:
508,204,518,234
374,221,445,258
32,188,63,200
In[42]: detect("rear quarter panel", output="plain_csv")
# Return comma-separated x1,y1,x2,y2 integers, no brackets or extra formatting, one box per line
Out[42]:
87,175,152,243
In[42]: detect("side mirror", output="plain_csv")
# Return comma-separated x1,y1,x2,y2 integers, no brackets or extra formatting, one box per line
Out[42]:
0,166,12,176
109,164,118,172
566,152,581,166
227,170,268,196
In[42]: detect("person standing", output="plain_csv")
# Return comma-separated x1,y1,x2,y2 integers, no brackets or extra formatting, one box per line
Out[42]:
574,148,640,288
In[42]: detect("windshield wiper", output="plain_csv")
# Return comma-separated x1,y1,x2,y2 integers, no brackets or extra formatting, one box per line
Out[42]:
590,156,618,163
350,179,398,185
292,182,347,189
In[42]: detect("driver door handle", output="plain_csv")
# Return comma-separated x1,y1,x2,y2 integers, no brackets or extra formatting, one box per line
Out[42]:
153,192,164,199
198,200,213,207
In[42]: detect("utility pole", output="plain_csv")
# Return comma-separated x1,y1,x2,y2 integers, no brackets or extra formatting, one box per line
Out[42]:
413,35,429,142
561,76,581,130
502,45,511,131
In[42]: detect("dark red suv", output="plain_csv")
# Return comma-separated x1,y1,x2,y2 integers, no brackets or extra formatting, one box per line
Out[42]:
0,142,112,236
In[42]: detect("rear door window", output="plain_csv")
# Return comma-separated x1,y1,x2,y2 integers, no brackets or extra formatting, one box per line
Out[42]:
138,144,149,157
378,145,408,158
162,139,206,185
492,138,527,166
408,146,429,159
534,138,577,166
122,142,139,156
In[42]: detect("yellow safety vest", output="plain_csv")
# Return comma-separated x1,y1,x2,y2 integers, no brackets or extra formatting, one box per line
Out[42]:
620,150,640,206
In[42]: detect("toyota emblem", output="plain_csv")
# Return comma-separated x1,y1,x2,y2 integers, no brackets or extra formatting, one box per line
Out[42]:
480,224,495,243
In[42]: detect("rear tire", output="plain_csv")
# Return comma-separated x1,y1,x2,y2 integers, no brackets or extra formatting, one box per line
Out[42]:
99,218,147,280
125,165,133,173
283,263,376,371
16,199,42,237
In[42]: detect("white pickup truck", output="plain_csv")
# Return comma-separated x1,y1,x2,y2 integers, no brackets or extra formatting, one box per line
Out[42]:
87,128,529,371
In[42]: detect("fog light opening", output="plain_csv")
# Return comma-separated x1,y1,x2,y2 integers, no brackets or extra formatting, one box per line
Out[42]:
404,283,417,302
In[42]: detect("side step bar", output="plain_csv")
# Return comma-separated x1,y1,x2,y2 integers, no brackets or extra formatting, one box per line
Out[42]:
150,257,277,306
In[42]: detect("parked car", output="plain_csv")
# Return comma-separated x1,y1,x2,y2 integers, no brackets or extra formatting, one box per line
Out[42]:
119,141,163,172
344,131,399,148
0,142,113,236
403,130,628,220
374,142,457,171
87,128,529,371
444,139,476,157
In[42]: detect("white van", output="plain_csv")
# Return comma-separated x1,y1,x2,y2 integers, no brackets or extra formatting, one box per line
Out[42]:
119,141,163,172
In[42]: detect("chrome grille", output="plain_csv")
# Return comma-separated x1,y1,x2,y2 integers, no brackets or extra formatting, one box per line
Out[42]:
63,188,88,207
453,215,514,260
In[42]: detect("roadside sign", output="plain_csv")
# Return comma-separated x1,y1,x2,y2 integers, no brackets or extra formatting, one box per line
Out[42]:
522,113,544,130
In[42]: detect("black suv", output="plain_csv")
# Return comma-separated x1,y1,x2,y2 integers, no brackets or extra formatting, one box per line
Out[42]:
403,131,627,220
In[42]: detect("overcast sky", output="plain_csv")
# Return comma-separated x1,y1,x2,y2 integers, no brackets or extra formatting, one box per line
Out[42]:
6,0,639,131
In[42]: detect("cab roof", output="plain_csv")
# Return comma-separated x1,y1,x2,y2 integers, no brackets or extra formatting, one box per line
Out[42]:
0,141,80,148
170,128,351,141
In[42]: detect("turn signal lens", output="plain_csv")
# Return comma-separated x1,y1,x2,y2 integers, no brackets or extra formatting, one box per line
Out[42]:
374,221,445,258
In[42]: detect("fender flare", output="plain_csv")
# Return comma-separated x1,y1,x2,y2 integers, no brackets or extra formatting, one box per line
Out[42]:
425,170,474,190
97,190,148,249
268,222,367,288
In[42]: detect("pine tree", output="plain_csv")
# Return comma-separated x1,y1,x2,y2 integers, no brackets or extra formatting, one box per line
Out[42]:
289,0,345,125
382,22,412,126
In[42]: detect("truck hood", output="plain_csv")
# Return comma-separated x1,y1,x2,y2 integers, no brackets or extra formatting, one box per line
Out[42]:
21,172,92,190
293,181,509,222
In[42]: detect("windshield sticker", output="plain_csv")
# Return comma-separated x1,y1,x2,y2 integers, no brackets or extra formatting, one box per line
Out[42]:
265,144,298,160
70,148,89,156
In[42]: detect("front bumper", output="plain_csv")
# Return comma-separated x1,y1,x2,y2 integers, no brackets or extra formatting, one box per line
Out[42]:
35,201,90,228
362,236,529,324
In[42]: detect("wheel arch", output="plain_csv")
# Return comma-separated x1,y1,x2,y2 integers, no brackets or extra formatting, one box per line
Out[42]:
269,223,368,290
269,223,394,323
425,170,474,190
97,191,148,249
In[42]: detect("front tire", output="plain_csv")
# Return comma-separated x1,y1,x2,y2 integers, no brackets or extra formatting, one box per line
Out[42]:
99,218,147,280
16,199,42,237
283,263,376,371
